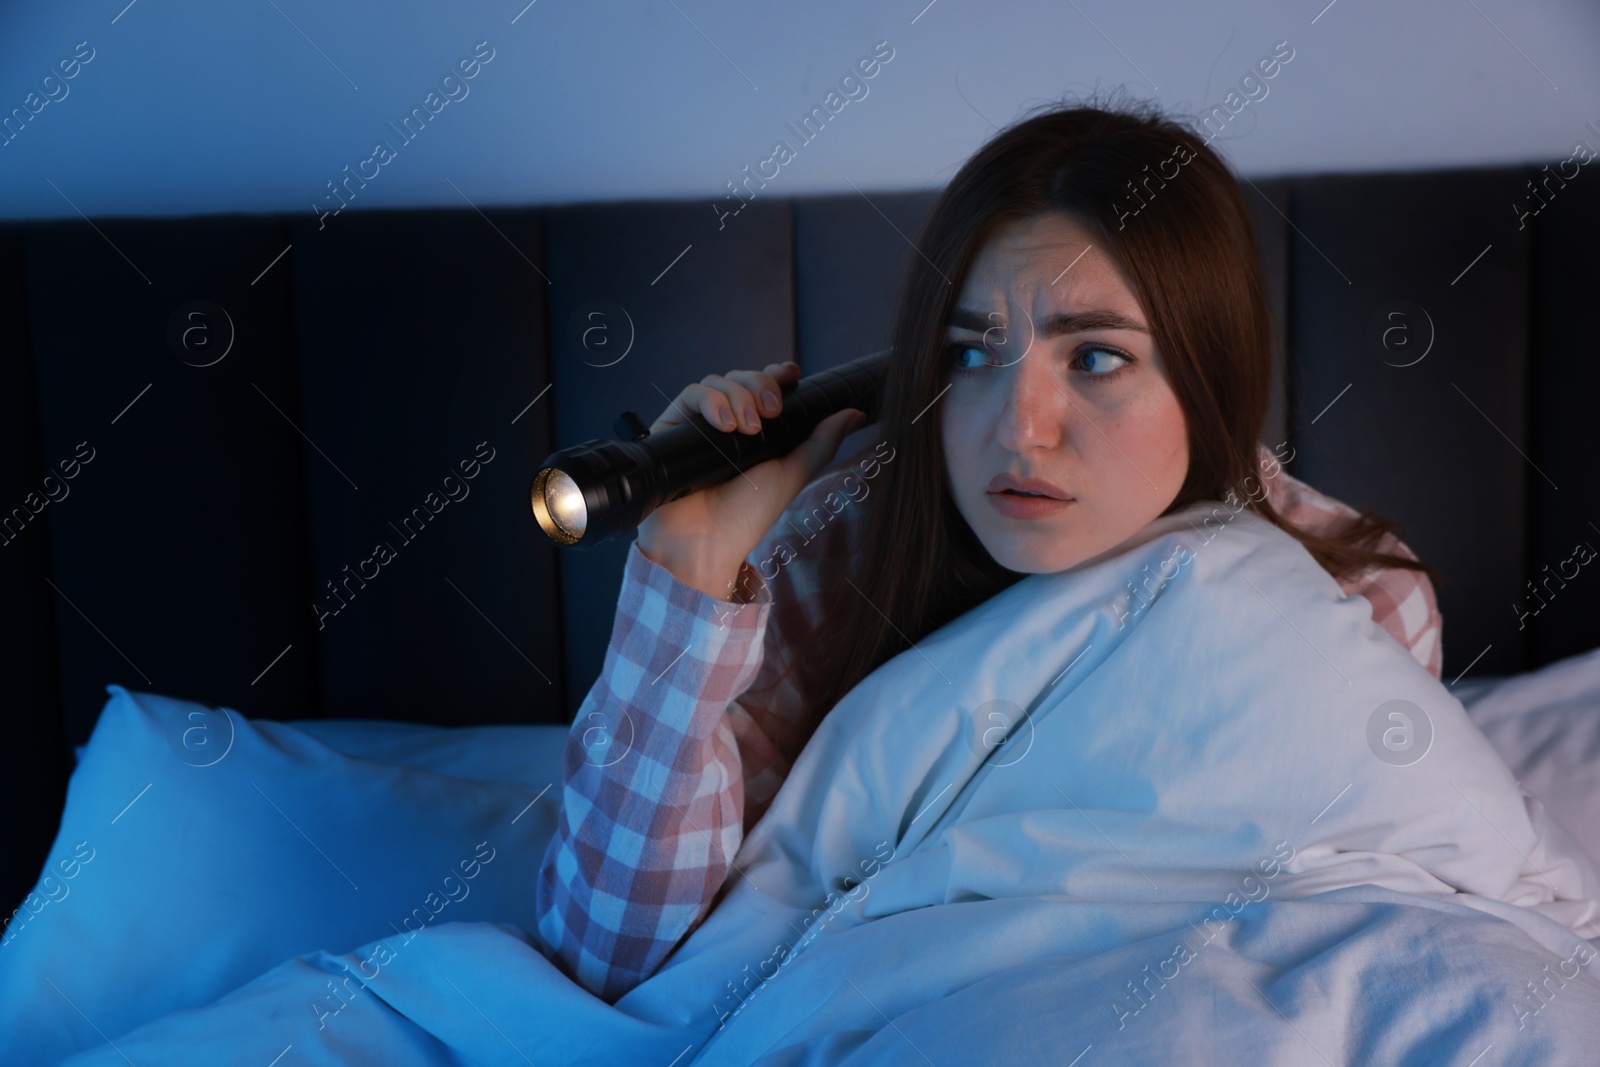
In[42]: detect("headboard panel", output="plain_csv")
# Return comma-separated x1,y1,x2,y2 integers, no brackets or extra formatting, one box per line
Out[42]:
1290,167,1553,680
1529,177,1600,668
21,216,317,740
3,165,1595,910
284,207,557,725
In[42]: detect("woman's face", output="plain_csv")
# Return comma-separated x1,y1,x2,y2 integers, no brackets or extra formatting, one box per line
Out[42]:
940,210,1190,574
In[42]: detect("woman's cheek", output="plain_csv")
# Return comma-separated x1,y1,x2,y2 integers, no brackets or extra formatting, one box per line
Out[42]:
1125,380,1189,465
939,404,978,485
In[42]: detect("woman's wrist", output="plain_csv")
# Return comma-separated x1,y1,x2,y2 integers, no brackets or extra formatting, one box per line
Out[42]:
635,538,750,603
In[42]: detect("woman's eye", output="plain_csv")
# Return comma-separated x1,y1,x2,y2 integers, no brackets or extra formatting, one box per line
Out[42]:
948,341,1134,380
948,343,993,374
1077,345,1132,376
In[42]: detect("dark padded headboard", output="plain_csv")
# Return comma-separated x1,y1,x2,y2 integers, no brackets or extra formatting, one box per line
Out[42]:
3,166,1596,909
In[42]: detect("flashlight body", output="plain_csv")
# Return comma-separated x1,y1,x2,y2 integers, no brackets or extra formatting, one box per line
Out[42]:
532,350,890,548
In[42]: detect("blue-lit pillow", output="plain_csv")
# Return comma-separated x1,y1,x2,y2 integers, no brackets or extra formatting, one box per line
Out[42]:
0,685,567,1067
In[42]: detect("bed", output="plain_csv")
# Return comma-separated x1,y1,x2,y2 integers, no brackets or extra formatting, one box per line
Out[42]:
4,511,1600,1065
3,166,1599,1065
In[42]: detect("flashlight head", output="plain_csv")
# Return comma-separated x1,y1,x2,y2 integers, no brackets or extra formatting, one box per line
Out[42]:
530,436,657,548
531,467,587,545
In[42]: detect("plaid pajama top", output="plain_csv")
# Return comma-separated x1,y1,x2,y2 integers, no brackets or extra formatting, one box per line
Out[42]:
533,436,1444,1002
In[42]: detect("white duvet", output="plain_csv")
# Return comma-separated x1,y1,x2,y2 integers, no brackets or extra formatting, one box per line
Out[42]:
614,498,1600,1064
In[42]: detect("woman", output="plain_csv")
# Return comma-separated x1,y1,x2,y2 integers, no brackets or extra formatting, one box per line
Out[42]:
533,97,1450,1004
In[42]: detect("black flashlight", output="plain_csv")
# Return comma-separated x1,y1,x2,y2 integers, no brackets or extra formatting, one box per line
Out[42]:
530,349,892,548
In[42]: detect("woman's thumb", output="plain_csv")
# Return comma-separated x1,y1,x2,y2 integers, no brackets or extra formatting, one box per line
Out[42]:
806,407,866,468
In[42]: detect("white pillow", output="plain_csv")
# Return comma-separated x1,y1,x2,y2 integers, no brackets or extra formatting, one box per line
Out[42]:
1455,645,1600,866
1,687,564,1067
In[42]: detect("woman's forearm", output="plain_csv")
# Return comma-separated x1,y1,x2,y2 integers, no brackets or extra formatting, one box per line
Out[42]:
531,539,773,1001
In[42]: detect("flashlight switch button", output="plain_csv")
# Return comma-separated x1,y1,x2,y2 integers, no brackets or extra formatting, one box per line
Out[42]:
614,410,651,442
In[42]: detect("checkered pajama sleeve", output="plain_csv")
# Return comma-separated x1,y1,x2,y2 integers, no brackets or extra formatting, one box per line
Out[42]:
1338,536,1444,680
1258,444,1444,680
533,538,776,1004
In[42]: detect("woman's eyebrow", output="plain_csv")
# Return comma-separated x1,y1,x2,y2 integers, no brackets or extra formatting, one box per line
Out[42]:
947,306,1148,336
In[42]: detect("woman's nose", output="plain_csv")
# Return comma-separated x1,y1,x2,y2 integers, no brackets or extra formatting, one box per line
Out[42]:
994,349,1064,452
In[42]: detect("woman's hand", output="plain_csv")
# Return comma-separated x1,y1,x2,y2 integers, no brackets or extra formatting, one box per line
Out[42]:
635,360,867,601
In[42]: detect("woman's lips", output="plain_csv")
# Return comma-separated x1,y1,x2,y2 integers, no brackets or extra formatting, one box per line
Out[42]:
987,490,1075,519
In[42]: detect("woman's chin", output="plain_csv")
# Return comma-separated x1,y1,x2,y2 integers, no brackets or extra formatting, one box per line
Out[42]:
979,533,1083,576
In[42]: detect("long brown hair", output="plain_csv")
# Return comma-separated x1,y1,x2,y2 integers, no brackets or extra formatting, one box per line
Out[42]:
785,94,1442,730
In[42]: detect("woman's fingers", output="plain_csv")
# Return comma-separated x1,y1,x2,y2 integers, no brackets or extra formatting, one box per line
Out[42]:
648,384,707,434
723,368,792,423
649,361,803,434
700,374,760,433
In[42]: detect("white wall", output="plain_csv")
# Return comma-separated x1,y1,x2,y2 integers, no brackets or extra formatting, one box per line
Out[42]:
0,0,1595,221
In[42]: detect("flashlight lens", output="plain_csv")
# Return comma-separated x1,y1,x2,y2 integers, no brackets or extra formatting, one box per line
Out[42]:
545,469,587,539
